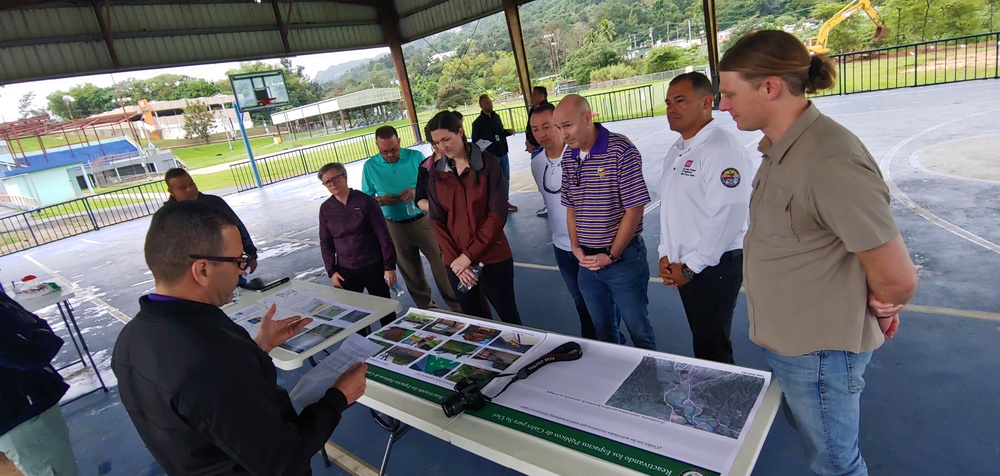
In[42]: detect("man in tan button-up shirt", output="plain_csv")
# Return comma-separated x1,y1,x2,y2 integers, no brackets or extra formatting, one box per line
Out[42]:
719,30,918,476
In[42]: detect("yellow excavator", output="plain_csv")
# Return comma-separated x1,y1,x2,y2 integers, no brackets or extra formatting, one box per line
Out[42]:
805,0,890,55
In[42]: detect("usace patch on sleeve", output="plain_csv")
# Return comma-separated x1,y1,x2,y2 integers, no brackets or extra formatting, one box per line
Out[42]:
720,168,741,188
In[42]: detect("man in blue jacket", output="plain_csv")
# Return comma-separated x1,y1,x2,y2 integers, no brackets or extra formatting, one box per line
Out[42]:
0,290,78,475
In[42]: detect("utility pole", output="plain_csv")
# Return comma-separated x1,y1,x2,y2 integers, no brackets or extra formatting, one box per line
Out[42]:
649,27,654,47
688,20,692,42
544,33,560,74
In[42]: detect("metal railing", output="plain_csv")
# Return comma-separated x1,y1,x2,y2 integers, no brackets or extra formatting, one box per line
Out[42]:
0,181,169,256
231,85,654,192
816,31,1000,97
229,125,420,192
484,84,655,134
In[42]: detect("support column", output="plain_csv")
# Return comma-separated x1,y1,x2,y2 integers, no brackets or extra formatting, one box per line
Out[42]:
377,0,422,142
701,0,722,99
503,0,532,110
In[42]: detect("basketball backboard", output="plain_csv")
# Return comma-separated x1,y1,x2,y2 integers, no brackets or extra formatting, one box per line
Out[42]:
229,70,290,112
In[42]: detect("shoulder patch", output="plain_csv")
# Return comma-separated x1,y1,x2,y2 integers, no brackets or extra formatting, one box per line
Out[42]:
720,168,741,188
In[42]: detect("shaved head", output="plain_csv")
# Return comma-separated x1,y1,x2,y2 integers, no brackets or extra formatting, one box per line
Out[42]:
556,94,591,116
553,94,597,151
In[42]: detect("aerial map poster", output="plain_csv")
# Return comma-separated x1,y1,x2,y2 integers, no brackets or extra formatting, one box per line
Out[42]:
489,334,771,476
364,310,772,476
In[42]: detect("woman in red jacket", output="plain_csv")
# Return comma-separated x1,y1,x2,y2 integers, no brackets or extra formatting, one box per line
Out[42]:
425,111,522,325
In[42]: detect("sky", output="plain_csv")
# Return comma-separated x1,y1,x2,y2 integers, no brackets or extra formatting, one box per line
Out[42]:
0,47,389,123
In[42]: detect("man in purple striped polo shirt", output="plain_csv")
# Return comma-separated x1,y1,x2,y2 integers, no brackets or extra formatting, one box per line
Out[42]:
554,95,656,350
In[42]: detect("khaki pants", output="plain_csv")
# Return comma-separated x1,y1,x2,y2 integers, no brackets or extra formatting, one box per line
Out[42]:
386,215,461,312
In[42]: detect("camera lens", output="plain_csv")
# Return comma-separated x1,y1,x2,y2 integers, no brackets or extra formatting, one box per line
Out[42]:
441,393,467,417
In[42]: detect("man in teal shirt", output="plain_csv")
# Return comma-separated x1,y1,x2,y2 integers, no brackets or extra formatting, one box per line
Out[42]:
362,126,460,312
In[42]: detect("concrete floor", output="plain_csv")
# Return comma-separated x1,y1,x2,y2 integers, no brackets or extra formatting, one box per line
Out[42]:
2,79,1000,475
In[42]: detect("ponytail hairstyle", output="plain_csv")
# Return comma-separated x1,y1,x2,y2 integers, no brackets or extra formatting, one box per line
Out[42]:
719,30,836,95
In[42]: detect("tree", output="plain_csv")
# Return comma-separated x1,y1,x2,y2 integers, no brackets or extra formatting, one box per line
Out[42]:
436,82,471,109
479,52,520,95
643,46,686,74
182,100,215,143
560,41,625,85
46,83,116,119
18,92,46,119
590,63,639,82
596,18,617,43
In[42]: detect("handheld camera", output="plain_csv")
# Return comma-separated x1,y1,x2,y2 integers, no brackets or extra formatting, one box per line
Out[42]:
441,378,489,417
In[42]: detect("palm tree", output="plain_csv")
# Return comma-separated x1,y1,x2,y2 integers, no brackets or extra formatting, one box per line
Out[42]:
596,19,617,43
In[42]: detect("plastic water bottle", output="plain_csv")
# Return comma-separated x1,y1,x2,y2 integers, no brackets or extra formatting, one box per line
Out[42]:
457,263,484,293
405,200,419,216
389,282,405,298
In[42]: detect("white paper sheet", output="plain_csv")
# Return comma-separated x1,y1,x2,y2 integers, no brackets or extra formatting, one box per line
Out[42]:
227,287,373,353
289,334,384,406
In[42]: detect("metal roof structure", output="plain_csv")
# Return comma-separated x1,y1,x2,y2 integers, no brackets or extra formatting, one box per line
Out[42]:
0,0,531,86
270,87,400,125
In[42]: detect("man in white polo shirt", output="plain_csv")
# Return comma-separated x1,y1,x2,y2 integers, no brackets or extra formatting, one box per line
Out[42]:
529,102,596,339
657,72,755,364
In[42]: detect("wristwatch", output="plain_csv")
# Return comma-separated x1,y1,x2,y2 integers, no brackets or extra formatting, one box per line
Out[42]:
608,254,621,264
681,264,697,280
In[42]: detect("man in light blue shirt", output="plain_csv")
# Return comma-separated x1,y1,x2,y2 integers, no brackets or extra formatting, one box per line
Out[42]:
362,126,460,311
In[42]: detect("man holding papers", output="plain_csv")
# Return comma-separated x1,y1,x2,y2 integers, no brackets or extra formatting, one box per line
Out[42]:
113,202,367,475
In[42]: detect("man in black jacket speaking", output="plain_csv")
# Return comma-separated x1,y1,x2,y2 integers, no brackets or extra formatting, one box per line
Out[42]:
113,202,367,475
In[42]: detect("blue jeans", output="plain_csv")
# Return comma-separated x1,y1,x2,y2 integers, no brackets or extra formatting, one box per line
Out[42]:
498,153,510,182
577,236,656,350
553,246,596,339
764,348,873,476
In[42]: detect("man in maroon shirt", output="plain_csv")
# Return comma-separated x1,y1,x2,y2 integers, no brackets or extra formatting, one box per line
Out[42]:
317,163,398,326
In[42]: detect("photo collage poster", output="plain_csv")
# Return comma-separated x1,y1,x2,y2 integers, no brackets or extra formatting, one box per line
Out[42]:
366,309,549,392
228,287,373,353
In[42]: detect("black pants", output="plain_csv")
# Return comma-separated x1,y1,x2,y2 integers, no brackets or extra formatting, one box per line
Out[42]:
678,250,743,364
446,258,522,325
340,261,395,328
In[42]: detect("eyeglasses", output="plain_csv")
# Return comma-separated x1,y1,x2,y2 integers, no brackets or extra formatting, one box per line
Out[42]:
542,162,561,194
380,147,400,156
571,156,583,187
189,253,250,270
322,173,346,186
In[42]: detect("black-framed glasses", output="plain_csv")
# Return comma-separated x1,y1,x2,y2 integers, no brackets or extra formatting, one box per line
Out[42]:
189,253,250,270
379,147,401,156
542,162,561,194
322,173,346,186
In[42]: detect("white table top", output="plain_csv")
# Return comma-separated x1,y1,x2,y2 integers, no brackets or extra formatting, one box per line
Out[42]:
224,279,402,371
13,287,76,314
359,326,783,476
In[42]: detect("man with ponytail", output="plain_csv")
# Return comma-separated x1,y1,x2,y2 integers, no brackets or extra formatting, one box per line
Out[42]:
718,30,918,475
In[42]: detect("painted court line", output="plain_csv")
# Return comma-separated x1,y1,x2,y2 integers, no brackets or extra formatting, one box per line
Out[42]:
23,255,132,324
879,109,1000,255
323,442,378,476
